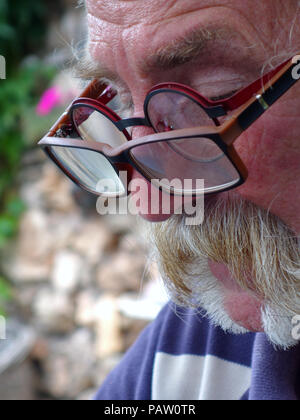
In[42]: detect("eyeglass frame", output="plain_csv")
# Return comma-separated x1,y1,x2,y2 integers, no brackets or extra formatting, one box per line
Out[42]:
38,55,300,197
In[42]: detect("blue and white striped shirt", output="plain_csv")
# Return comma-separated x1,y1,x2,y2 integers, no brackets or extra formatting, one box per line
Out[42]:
95,303,300,400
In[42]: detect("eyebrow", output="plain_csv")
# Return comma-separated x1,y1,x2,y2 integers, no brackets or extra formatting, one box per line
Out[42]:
75,24,228,85
143,26,225,73
74,53,122,85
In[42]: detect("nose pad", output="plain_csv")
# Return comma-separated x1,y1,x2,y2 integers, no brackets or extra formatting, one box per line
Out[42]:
156,118,174,132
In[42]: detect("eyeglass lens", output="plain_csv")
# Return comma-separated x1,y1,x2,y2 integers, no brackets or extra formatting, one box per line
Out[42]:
73,106,128,148
54,90,241,195
130,90,240,194
51,146,126,196
146,91,216,131
129,137,240,194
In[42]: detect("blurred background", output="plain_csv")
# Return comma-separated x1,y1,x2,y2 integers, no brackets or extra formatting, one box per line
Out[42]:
0,0,167,400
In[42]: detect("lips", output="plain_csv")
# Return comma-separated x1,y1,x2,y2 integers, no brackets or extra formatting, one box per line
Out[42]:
130,169,176,222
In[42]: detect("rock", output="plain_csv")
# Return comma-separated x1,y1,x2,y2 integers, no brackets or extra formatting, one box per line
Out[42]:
117,292,167,323
20,162,76,214
96,252,147,294
30,338,49,361
14,285,42,319
2,256,51,285
0,361,36,400
46,212,83,251
92,354,123,389
1,209,53,284
18,210,53,262
93,295,123,359
102,214,137,236
19,177,45,212
76,388,98,401
118,232,148,254
75,290,99,327
2,140,158,399
0,320,36,400
70,220,112,265
120,316,149,351
41,329,95,399
51,250,83,294
35,164,77,213
71,186,97,212
33,288,74,333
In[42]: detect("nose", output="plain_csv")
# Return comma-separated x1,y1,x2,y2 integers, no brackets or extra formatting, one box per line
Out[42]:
129,121,179,221
128,125,171,221
130,169,195,222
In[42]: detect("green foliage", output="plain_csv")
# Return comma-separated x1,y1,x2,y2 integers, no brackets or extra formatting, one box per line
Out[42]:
0,0,63,310
0,0,54,73
0,196,26,248
0,2,57,251
0,276,12,317
0,60,56,248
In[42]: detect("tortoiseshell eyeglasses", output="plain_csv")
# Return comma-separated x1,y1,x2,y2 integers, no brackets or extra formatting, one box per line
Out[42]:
38,55,300,197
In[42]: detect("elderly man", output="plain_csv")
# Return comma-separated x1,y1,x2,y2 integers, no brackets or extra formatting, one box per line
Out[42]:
40,0,300,400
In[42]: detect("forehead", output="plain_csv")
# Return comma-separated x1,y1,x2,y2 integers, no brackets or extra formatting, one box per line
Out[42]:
84,0,277,55
84,0,290,95
85,0,279,31
86,0,208,25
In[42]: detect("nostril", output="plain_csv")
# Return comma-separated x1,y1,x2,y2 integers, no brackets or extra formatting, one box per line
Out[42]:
156,119,175,132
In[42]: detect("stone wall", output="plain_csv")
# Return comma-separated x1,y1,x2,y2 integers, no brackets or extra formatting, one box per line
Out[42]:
0,148,167,400
0,1,168,400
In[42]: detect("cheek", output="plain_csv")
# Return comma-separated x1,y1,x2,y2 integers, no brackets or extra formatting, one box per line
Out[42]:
230,107,300,233
234,112,300,198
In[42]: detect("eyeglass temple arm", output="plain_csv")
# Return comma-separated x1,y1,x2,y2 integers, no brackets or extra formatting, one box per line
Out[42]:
46,80,114,137
220,59,290,111
237,58,300,131
81,80,117,103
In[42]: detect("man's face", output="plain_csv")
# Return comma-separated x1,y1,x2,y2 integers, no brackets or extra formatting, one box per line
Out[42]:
85,0,300,347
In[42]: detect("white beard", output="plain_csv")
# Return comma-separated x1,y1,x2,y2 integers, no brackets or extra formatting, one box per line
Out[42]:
148,196,300,350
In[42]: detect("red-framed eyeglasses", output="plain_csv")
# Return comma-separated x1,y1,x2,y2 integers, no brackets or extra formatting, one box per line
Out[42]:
38,55,300,197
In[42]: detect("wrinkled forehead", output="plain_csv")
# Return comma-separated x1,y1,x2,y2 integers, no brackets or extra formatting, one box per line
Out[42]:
83,1,288,61
84,0,288,27
84,1,270,67
83,0,299,95
85,0,207,25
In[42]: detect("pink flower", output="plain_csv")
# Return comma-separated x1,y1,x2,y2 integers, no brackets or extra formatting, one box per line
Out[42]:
36,87,62,116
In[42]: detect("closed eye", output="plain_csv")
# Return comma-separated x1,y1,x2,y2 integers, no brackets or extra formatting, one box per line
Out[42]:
210,90,239,102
